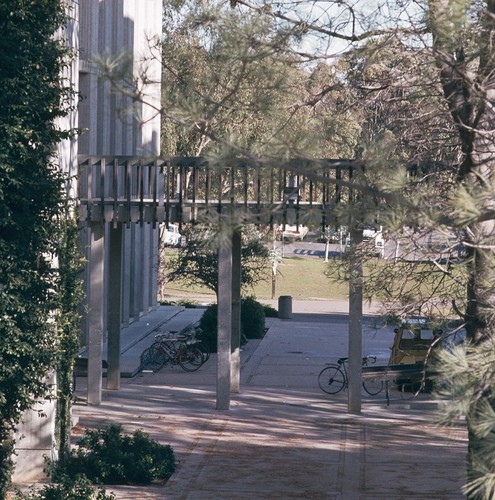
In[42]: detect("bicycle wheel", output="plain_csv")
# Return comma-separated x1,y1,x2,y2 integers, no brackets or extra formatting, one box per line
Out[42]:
140,345,158,371
140,343,165,372
178,346,204,372
318,365,346,394
362,377,384,396
195,341,210,363
396,379,422,400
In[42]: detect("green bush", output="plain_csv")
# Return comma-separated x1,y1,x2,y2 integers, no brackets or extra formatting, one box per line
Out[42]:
262,304,278,318
51,424,175,485
240,297,266,339
160,299,199,308
198,303,218,352
14,474,114,500
198,298,267,351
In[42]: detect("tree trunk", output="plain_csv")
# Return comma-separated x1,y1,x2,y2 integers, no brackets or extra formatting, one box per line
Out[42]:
430,3,495,493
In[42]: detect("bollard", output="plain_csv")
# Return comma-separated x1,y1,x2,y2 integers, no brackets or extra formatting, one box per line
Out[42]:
278,295,293,319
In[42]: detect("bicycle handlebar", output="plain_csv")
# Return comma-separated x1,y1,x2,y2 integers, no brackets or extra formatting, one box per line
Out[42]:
155,330,198,341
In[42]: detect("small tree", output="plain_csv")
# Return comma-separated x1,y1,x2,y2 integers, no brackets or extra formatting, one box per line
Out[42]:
165,224,270,298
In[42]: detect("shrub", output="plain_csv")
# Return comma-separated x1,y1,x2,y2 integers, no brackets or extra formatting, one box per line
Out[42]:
13,474,115,500
241,297,266,338
51,424,175,485
198,298,267,351
262,304,278,318
198,303,218,352
160,299,199,308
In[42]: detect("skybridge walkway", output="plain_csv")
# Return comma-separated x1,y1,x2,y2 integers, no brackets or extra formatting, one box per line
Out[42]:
78,156,364,227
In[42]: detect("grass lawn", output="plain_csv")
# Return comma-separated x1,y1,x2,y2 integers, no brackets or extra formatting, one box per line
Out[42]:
254,256,348,300
161,250,465,313
161,255,349,302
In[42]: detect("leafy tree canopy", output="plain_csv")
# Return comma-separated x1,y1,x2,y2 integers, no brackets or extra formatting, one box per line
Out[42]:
160,0,360,159
166,224,270,296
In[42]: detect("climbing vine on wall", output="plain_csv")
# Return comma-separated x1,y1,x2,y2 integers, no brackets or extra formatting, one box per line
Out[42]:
53,214,85,463
0,0,81,494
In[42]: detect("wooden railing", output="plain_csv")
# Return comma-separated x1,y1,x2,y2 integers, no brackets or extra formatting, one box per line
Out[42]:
77,156,360,226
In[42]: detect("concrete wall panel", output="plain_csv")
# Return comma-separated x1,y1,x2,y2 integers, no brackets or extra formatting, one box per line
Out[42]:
13,374,57,482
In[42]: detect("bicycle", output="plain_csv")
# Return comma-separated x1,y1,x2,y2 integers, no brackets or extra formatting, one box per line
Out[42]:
318,356,384,396
140,331,205,372
191,327,211,363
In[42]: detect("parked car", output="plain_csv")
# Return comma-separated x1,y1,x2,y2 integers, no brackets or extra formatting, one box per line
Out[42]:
163,223,182,247
279,224,309,241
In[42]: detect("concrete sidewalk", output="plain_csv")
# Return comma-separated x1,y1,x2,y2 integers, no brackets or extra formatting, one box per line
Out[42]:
73,301,468,499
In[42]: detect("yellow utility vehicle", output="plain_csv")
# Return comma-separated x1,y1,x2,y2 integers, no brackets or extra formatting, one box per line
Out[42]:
388,317,465,395
389,317,442,366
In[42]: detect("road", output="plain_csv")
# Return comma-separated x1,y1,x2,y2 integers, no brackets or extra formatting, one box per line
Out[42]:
273,236,344,259
274,238,393,259
275,235,403,260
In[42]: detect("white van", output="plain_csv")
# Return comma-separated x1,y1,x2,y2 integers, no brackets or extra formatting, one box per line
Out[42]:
163,223,182,247
345,225,385,257
367,226,385,258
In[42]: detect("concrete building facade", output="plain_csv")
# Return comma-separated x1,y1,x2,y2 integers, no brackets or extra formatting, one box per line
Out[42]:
78,0,162,330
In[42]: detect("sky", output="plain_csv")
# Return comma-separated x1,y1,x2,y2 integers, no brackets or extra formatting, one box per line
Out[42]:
283,0,425,59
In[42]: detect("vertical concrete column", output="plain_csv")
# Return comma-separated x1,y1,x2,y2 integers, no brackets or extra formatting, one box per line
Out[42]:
150,225,159,308
141,223,151,312
88,223,105,405
133,225,144,315
107,224,123,390
78,226,91,349
103,224,110,343
121,226,131,327
133,224,143,317
129,224,138,319
231,229,242,393
348,228,363,414
217,231,232,410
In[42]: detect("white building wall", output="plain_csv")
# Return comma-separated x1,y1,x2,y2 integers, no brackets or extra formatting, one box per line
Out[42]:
123,0,162,155
12,374,58,483
78,0,162,336
78,0,161,157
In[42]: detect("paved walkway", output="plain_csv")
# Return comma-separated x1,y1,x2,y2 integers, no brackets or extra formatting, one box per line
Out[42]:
72,301,468,499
